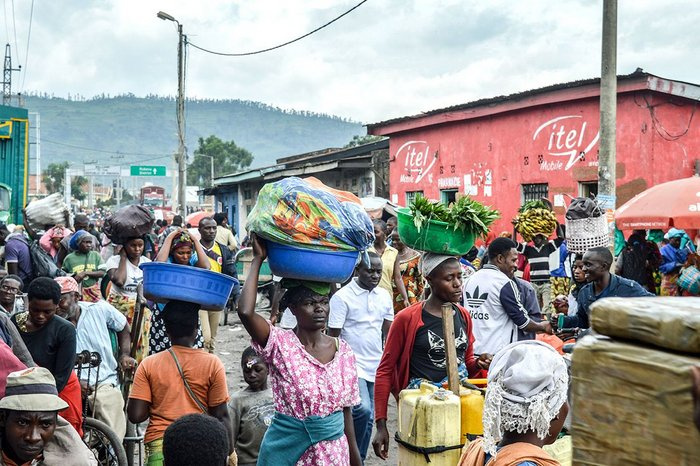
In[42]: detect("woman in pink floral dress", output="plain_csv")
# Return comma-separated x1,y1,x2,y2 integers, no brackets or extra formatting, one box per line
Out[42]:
237,234,362,466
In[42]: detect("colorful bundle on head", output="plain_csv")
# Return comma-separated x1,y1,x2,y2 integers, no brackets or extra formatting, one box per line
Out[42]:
513,203,558,242
246,177,374,252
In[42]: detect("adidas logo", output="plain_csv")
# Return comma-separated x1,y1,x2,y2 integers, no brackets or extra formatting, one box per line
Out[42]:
464,285,488,309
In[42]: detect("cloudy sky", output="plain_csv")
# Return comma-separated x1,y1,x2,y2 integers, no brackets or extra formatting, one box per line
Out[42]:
6,0,700,124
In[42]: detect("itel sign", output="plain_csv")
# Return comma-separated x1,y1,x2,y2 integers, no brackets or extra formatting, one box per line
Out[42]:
397,141,436,183
532,115,600,170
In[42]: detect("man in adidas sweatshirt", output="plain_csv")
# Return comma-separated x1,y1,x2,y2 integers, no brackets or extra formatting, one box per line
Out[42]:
463,237,552,356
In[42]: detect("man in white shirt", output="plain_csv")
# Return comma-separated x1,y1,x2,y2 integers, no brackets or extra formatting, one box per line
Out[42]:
54,276,136,440
328,252,393,462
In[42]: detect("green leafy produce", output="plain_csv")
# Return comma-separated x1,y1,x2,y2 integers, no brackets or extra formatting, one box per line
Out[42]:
518,200,550,214
410,194,500,238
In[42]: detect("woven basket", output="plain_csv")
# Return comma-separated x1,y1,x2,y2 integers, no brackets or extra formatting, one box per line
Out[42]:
566,215,610,254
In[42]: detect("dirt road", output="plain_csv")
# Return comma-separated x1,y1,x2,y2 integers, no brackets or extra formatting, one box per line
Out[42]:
218,310,399,465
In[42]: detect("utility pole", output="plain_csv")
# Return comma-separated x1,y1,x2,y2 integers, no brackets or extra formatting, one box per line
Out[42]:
35,113,41,194
158,11,188,216
64,167,72,207
88,176,94,209
599,0,617,236
29,112,41,195
176,23,187,217
196,154,215,187
2,44,20,105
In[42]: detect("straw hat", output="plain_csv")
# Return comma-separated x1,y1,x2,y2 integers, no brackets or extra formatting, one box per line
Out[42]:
0,367,68,412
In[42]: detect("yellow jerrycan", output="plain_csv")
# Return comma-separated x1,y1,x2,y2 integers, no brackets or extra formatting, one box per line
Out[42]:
397,382,462,466
459,387,485,441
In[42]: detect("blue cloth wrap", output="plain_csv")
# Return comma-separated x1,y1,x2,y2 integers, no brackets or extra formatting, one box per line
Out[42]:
257,410,345,465
69,230,89,250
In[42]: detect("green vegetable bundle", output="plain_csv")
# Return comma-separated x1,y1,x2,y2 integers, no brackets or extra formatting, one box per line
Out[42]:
410,194,500,238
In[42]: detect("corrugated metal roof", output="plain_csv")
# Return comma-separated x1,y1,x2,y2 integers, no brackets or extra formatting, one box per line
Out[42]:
367,69,699,132
212,139,389,186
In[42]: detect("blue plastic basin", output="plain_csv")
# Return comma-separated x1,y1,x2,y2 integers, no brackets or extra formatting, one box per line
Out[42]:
140,262,238,311
265,241,359,283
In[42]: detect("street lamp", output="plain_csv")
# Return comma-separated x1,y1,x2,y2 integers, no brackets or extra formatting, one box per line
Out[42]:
195,154,215,187
157,11,187,217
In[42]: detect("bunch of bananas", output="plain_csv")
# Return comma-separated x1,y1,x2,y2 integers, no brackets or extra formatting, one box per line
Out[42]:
513,208,557,242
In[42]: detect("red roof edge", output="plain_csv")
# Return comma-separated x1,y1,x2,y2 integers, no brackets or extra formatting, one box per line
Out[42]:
367,69,700,136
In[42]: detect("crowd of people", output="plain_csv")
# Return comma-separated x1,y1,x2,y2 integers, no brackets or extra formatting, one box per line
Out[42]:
0,208,241,465
0,202,698,466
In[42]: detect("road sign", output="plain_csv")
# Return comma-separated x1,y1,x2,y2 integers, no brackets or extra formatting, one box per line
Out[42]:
130,165,167,177
84,164,121,176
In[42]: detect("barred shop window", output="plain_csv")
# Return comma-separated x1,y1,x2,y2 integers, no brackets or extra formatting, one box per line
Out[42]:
405,191,423,206
521,183,548,204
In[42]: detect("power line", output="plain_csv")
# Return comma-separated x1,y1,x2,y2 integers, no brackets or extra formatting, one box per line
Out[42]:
42,138,174,161
20,0,33,91
2,0,9,44
10,0,17,65
187,0,369,57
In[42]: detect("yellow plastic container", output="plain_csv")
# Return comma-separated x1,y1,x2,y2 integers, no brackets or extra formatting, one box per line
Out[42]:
460,388,485,439
397,383,462,466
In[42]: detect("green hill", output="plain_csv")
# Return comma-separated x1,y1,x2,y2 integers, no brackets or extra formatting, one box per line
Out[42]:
23,93,364,171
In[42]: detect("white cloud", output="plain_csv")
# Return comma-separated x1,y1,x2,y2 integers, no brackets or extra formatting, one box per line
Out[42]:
7,0,700,123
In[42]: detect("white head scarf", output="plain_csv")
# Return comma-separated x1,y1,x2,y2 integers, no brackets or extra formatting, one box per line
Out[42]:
482,340,569,455
420,252,457,278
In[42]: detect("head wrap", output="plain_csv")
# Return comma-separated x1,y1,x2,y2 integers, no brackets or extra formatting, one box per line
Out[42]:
171,231,194,251
666,228,686,240
482,340,569,456
420,253,457,278
69,230,90,251
279,279,331,296
54,276,80,295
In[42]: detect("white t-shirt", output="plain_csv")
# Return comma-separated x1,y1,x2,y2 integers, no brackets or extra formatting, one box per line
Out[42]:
104,255,151,299
328,279,394,382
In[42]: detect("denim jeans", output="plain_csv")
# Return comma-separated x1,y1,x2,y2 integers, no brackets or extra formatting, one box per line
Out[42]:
352,378,374,461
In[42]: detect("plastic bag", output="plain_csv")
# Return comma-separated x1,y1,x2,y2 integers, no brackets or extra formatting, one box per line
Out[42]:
24,193,71,232
246,177,374,252
29,240,66,279
565,197,603,220
103,205,155,245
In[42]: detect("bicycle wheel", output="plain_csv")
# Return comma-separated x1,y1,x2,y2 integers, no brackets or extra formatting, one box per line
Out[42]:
83,417,128,466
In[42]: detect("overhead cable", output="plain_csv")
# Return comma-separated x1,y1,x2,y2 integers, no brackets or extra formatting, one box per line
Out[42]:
187,0,368,57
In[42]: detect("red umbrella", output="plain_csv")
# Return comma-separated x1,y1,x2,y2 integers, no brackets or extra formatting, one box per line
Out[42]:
185,210,212,227
615,176,700,230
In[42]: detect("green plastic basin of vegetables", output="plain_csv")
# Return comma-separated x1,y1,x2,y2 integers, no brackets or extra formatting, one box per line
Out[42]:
396,195,500,255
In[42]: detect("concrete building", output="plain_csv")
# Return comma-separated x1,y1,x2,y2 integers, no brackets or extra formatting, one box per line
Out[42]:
367,70,700,233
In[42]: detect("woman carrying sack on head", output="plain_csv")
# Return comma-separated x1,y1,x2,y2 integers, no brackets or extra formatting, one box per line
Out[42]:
105,236,151,362
237,234,363,466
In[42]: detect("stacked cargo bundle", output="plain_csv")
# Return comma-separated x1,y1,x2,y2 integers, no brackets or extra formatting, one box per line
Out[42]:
571,297,700,464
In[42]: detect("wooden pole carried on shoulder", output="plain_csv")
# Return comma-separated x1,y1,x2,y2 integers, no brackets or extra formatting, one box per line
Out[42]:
441,302,461,396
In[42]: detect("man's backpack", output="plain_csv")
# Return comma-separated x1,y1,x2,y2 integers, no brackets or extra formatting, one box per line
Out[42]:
29,240,66,279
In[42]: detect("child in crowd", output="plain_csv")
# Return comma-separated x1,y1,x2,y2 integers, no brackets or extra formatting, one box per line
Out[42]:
229,347,274,466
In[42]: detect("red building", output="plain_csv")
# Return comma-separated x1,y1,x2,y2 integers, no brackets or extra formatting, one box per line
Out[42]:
368,70,700,233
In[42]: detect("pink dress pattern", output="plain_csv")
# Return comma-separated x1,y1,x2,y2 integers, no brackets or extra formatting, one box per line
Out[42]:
252,324,360,465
